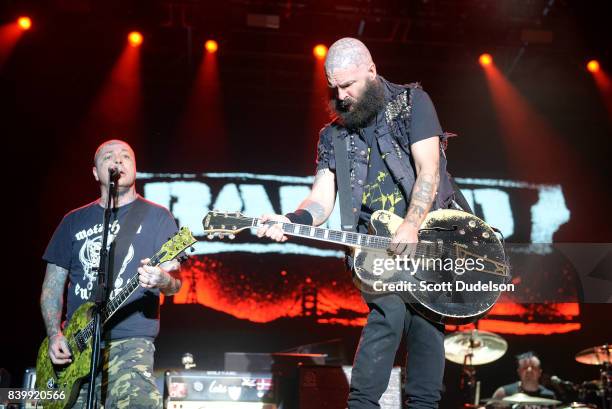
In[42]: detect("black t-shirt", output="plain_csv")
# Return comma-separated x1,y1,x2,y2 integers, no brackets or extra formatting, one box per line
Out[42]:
358,86,443,230
501,382,557,409
43,196,178,340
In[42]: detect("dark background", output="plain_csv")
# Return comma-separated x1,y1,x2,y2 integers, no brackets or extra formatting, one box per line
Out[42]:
1,0,611,407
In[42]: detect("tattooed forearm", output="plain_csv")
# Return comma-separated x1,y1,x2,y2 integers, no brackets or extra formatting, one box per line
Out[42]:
160,277,182,296
40,264,68,337
300,200,327,225
160,260,182,296
313,168,330,184
405,172,439,228
296,168,335,226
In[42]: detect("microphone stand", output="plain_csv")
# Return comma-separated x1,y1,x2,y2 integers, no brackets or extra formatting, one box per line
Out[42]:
85,169,118,409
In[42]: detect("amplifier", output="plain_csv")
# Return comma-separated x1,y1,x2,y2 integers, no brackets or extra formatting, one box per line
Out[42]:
166,403,276,409
299,366,403,409
165,370,275,408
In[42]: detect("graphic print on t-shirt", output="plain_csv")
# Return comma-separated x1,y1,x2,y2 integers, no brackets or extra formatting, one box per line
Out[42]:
361,148,406,217
74,219,136,301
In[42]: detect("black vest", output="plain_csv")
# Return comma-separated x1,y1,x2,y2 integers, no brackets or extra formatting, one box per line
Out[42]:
323,77,457,230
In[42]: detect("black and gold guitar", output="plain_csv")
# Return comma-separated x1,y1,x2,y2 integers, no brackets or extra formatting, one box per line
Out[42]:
35,227,196,409
202,209,509,325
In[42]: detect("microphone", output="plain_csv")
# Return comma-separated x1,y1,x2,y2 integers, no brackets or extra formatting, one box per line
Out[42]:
109,167,121,181
550,375,575,388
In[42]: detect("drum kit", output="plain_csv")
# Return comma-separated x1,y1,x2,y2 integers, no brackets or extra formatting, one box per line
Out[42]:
444,330,611,409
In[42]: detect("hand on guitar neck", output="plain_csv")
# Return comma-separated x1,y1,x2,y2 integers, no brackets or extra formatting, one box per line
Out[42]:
256,214,291,242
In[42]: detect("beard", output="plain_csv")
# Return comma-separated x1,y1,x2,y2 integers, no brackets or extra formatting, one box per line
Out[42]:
328,78,385,130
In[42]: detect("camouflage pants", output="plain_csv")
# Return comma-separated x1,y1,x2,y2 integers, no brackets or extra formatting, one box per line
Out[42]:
72,337,162,409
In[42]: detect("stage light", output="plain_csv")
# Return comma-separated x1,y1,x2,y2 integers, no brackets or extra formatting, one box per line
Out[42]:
204,40,218,54
17,16,32,31
587,60,600,73
479,53,493,67
313,44,328,60
128,31,143,47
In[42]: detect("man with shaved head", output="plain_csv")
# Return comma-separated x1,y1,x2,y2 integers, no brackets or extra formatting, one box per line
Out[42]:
258,38,460,408
41,139,182,408
323,37,382,131
492,352,556,408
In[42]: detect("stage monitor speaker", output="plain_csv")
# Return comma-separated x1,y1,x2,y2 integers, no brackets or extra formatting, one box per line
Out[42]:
299,365,403,409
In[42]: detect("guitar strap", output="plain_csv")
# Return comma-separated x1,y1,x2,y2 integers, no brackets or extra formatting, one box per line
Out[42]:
449,176,474,214
105,197,150,301
332,126,357,232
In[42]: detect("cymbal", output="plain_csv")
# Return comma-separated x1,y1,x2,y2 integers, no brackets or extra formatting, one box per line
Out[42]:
575,344,612,365
444,330,507,365
559,403,597,409
480,397,510,407
502,393,561,406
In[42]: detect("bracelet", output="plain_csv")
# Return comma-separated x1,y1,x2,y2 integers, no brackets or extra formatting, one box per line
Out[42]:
285,209,314,226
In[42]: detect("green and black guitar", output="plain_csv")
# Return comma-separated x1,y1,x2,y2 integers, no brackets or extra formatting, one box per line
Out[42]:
35,227,196,409
202,209,509,325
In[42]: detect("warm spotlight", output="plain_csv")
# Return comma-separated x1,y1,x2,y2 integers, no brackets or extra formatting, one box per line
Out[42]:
587,60,600,73
128,31,143,47
17,16,32,31
204,40,218,54
313,44,328,60
479,53,493,67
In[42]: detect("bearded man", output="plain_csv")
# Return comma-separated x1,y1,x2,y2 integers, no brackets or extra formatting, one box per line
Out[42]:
257,37,459,409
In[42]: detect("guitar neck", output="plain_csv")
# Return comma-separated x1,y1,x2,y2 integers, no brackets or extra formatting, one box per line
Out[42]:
101,273,142,323
252,218,390,250
78,256,161,344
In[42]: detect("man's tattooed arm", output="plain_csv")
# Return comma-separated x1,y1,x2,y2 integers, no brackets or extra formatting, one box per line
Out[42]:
159,260,182,296
40,263,69,337
405,171,439,228
404,136,441,229
300,200,327,225
298,168,337,226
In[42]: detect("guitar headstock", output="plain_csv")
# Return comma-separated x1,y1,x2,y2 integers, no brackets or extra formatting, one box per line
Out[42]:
156,227,197,264
202,210,252,239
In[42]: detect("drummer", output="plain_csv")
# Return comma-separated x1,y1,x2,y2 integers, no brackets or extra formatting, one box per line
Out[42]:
493,352,557,408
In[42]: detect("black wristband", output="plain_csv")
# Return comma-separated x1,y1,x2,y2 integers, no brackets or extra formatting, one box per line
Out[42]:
285,209,314,226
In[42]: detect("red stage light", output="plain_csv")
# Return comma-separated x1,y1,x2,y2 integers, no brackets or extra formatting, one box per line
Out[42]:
128,31,143,47
479,53,493,67
204,40,218,54
313,44,328,60
587,60,600,73
17,17,32,31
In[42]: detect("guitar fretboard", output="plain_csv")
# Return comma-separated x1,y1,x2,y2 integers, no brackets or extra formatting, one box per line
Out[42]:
253,218,391,250
248,217,447,260
75,254,161,348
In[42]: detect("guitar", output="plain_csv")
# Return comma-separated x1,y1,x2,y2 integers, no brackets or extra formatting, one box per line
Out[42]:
202,209,509,325
35,227,196,409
